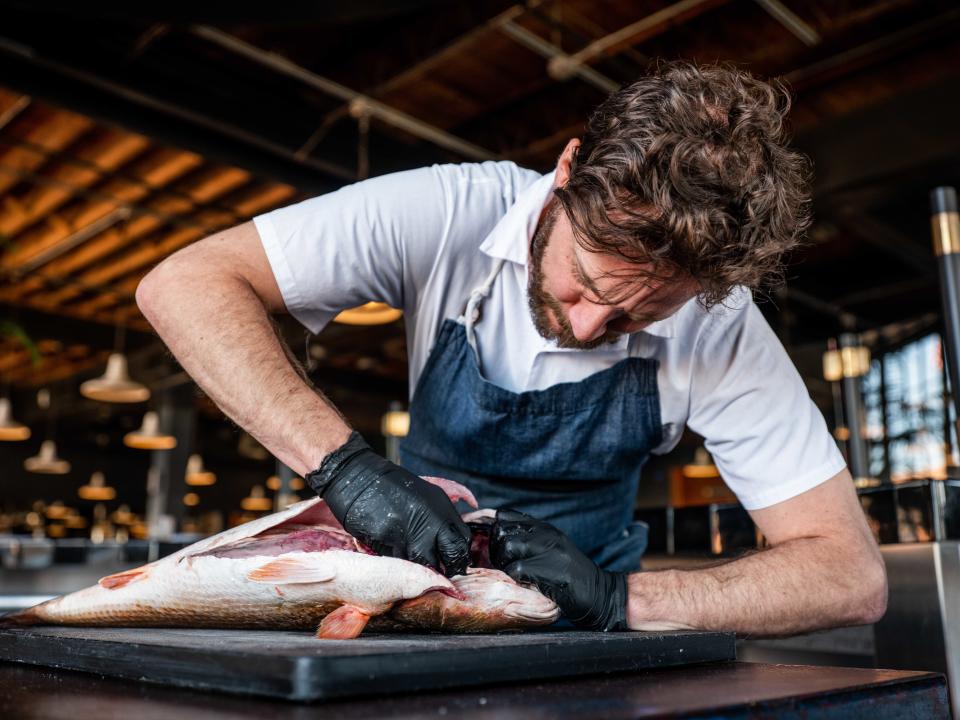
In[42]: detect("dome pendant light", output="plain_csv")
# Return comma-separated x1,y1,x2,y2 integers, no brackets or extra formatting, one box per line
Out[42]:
80,353,150,403
241,485,272,512
124,411,176,449
334,302,403,326
24,439,71,474
78,471,116,501
185,454,216,486
0,397,30,441
682,446,719,479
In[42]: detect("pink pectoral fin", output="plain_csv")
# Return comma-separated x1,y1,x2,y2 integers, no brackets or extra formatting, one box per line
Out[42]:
423,476,478,509
317,605,371,639
98,567,148,589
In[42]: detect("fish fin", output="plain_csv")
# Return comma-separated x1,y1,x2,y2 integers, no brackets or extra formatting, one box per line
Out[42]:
98,567,148,589
247,557,337,585
423,476,478,509
316,605,370,639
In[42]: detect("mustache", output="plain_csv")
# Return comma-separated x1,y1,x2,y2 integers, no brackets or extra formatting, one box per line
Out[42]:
527,236,620,350
532,291,621,350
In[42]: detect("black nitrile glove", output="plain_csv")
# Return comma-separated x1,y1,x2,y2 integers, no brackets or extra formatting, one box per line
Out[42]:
306,431,471,577
489,509,629,631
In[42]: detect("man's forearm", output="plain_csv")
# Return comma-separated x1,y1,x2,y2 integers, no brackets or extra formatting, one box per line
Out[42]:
137,254,350,475
627,536,886,636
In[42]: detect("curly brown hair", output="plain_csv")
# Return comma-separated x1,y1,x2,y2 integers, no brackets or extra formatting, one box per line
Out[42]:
554,61,812,308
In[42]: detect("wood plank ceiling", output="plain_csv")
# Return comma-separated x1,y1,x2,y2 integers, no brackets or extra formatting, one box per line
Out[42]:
0,0,959,392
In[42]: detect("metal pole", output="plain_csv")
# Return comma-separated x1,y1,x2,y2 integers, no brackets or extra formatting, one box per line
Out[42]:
931,187,960,456
274,460,294,512
840,332,869,482
145,384,195,537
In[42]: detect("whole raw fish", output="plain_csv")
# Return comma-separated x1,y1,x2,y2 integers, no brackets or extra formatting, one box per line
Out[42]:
3,478,558,639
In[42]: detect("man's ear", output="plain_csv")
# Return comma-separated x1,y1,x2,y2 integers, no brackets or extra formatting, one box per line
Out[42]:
554,139,581,189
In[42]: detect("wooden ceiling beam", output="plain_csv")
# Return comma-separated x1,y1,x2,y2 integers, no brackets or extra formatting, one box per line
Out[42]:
229,182,296,216
0,106,92,195
29,170,260,308
0,146,207,277
4,179,293,318
0,88,28,115
0,91,31,134
81,209,234,286
0,347,34,374
27,181,296,314
0,128,150,239
0,155,212,300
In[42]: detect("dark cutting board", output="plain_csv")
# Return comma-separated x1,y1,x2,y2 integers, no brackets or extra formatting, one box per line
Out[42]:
0,626,735,701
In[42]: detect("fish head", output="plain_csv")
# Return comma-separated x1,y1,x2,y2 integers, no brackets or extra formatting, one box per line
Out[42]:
389,566,559,632
454,567,559,623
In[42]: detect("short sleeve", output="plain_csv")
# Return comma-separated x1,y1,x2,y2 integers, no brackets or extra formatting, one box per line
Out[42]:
252,166,451,333
687,293,847,510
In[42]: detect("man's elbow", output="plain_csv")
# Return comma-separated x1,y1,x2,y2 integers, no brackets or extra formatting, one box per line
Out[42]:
136,255,185,328
136,262,167,325
855,556,888,625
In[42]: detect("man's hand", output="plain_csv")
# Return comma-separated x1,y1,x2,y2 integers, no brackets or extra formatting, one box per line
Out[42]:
489,509,628,631
306,432,471,576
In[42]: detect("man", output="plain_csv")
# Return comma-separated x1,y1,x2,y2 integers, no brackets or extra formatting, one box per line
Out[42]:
137,62,886,635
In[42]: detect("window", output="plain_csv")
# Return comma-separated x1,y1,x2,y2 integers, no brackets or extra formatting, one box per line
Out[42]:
864,333,958,482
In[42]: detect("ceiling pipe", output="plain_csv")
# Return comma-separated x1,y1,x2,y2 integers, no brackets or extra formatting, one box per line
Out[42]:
12,206,131,276
549,0,728,81
753,0,820,47
0,94,30,132
498,20,620,94
191,25,498,162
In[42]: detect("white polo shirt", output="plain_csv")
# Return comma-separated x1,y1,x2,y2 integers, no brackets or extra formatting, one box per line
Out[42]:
254,161,846,510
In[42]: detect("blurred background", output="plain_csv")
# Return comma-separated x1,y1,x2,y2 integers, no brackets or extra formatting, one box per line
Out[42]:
1,0,960,685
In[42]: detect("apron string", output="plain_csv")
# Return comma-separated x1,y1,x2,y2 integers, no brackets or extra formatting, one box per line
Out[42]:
459,258,505,359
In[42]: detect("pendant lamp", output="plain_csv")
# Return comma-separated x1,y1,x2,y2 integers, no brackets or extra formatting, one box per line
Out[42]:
381,405,410,438
64,513,88,530
266,474,306,491
80,353,150,403
44,501,72,520
124,411,176,449
183,492,200,507
78,471,116,501
276,492,301,510
110,504,136,526
0,398,30,441
682,447,719,479
24,439,71,474
185,454,216,486
334,302,402,326
241,485,272,512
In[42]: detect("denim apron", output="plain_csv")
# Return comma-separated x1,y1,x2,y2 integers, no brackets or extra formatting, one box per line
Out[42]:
401,260,662,572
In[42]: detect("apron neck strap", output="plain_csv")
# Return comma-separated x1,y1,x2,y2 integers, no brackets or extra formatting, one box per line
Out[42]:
459,259,505,355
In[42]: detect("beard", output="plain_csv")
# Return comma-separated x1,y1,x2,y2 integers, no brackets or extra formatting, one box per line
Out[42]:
527,201,622,350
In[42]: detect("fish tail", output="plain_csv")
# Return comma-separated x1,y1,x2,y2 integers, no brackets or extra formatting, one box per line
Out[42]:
0,606,44,626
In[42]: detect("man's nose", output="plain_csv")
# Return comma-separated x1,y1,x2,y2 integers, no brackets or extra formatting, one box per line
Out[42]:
567,302,612,342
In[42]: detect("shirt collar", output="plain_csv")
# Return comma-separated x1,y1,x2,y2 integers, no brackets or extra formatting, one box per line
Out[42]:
479,170,556,267
639,314,676,339
479,168,678,341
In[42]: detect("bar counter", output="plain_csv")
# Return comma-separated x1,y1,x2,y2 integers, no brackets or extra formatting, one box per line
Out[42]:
0,660,946,719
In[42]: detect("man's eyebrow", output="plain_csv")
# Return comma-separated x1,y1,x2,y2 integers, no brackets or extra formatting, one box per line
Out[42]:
572,251,643,306
571,253,611,303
